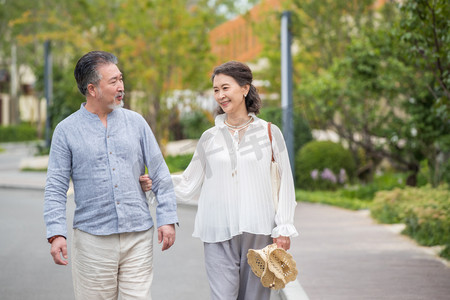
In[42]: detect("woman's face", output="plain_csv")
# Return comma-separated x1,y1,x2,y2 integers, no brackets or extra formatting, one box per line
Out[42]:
213,74,249,115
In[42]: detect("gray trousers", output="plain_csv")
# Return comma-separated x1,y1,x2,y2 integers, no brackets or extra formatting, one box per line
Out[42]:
204,233,273,300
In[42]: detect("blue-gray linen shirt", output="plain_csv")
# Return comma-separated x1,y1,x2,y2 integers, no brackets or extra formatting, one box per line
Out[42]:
44,103,178,238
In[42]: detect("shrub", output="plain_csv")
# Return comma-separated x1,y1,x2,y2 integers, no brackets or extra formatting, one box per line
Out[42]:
370,188,408,223
295,141,356,190
440,245,450,260
0,123,37,142
371,185,450,259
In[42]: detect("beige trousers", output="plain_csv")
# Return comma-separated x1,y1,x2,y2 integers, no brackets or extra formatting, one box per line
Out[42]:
72,227,154,300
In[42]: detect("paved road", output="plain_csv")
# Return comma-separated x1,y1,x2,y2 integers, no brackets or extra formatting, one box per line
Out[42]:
0,188,71,299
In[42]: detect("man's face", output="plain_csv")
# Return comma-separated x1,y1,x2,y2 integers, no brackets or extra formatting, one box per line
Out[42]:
95,63,124,110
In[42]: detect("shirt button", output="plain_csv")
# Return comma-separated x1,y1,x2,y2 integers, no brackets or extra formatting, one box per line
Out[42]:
112,168,115,171
109,152,112,154
115,184,118,188
116,201,120,205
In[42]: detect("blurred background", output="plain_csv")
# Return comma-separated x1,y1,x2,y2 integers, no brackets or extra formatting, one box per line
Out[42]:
0,0,449,299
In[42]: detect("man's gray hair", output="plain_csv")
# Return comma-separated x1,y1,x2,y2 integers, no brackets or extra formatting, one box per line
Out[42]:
74,51,118,96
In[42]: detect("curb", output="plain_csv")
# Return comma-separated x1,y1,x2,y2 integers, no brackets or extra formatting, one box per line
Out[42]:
0,183,45,191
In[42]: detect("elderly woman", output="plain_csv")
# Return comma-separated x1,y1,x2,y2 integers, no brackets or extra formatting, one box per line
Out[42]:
141,61,298,300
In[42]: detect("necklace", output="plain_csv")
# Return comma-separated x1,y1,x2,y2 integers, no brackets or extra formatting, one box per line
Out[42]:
224,117,253,129
225,117,253,145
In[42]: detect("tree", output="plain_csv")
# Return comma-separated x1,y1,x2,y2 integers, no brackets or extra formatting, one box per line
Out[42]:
397,0,450,186
9,0,223,148
253,0,449,186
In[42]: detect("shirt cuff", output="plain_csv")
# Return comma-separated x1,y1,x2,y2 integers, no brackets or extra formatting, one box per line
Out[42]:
271,223,299,238
156,213,179,228
46,225,68,240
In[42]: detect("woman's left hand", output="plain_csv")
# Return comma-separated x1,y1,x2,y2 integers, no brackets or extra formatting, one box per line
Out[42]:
139,174,153,192
273,236,291,250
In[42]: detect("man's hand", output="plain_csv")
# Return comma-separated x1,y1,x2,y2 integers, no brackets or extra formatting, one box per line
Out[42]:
139,174,153,192
158,224,176,251
273,236,291,250
50,237,68,265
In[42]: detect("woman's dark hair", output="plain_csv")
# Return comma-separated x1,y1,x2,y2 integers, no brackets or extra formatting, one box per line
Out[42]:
74,51,118,96
211,61,261,115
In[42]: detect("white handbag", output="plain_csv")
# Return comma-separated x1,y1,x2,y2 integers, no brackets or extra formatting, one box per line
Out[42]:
268,123,281,212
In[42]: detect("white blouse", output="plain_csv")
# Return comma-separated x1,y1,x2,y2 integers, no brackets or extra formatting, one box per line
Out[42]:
172,112,298,243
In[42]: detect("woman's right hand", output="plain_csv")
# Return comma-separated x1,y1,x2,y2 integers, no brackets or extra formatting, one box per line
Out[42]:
273,236,291,250
139,174,153,192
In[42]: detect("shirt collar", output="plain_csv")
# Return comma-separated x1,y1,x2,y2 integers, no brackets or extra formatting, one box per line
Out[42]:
215,112,260,129
80,102,119,120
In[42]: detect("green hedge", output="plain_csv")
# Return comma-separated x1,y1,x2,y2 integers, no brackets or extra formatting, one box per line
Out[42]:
371,185,450,260
0,124,37,142
295,141,356,190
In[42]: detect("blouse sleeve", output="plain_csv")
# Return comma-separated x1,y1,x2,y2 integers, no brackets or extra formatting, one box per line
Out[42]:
270,124,299,238
171,131,212,203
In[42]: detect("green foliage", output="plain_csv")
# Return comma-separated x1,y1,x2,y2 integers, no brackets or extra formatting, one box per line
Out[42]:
295,141,356,190
254,0,449,187
371,185,450,258
165,153,194,174
258,106,313,152
0,123,37,142
179,111,214,140
34,60,83,133
5,0,236,144
296,189,370,211
440,245,450,260
340,172,407,200
399,0,450,112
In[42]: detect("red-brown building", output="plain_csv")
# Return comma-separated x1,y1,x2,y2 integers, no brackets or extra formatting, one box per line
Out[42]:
209,0,388,64
209,0,282,64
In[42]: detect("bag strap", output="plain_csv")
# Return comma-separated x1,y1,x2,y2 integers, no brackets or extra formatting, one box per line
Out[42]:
268,122,275,162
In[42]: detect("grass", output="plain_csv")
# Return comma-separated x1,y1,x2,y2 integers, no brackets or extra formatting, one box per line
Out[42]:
165,153,194,173
21,167,48,172
296,189,371,210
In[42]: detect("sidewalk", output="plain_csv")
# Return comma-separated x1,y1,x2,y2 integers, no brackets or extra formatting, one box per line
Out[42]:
290,202,450,300
0,142,48,190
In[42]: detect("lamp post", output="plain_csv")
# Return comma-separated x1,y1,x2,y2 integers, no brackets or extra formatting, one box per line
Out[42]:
44,40,52,148
281,11,294,176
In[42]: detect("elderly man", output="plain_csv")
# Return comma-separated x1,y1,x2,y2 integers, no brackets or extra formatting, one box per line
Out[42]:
44,51,178,299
